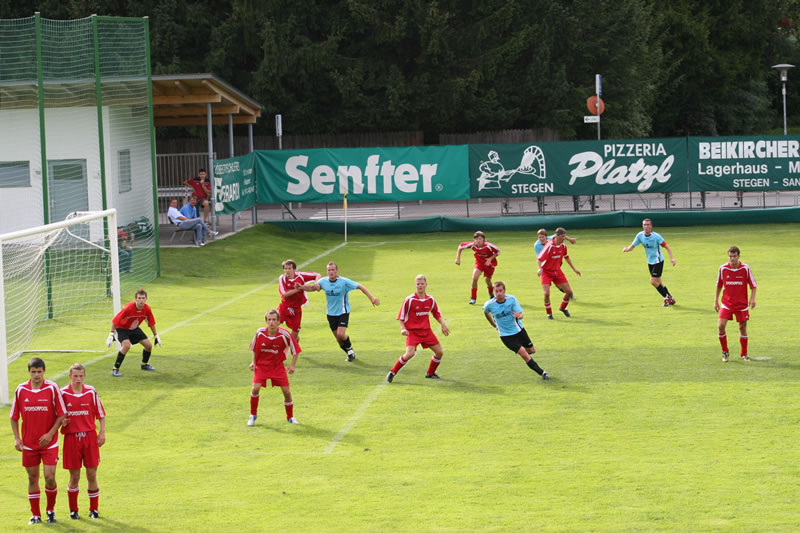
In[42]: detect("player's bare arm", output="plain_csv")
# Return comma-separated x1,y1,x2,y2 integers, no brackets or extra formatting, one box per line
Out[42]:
566,235,577,244
484,311,497,329
39,414,65,448
398,318,409,336
512,312,523,319
714,285,723,311
97,417,106,447
665,244,676,265
565,257,581,276
485,253,497,266
358,285,380,306
10,418,23,452
287,352,299,375
749,286,757,309
438,317,450,336
622,244,634,252
455,248,462,265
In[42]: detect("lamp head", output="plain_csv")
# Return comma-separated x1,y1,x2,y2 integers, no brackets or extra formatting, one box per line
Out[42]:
772,63,795,82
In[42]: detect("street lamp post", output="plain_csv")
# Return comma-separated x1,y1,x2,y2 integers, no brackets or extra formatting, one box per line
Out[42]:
772,63,795,135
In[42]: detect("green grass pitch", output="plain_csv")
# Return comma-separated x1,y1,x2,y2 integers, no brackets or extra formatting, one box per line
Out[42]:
1,223,799,531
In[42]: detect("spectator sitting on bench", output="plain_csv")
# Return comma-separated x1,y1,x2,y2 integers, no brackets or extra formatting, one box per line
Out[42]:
184,168,211,223
167,197,217,246
118,225,134,272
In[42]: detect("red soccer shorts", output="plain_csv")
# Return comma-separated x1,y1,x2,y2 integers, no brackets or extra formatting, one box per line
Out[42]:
475,263,496,278
254,370,289,387
406,329,440,349
541,269,568,286
62,432,100,469
22,446,58,467
277,303,302,332
719,307,749,322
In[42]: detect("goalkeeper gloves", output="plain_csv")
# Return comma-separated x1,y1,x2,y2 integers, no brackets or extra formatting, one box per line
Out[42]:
106,332,116,348
154,334,162,347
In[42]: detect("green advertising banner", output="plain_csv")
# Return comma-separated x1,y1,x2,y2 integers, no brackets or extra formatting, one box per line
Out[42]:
255,146,469,203
469,138,688,197
689,135,800,191
213,152,256,214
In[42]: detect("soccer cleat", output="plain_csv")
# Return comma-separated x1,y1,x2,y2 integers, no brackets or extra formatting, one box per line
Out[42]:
468,298,476,305
386,371,395,383
667,297,676,305
70,511,79,520
247,414,257,426
111,368,122,377
46,511,56,523
29,516,42,525
740,354,751,362
547,314,554,320
559,307,571,318
542,372,551,380
287,417,299,424
425,372,441,379
140,364,156,371
722,352,729,363
88,511,99,520
663,298,670,307
346,348,356,362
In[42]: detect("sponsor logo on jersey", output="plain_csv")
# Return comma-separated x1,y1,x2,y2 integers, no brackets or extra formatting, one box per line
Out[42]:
67,410,90,416
726,281,744,285
24,406,50,412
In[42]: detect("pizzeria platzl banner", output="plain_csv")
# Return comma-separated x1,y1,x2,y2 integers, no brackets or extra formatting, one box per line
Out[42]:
469,138,688,197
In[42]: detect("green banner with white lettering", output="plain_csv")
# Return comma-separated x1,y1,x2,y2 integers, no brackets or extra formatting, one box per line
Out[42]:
213,153,256,214
689,135,800,191
255,146,469,203
469,138,688,197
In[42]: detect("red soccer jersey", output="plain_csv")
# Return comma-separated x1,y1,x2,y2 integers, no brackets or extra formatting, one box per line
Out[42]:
397,293,442,332
188,179,209,200
249,326,301,376
537,241,568,273
279,272,318,308
717,262,757,310
113,302,156,330
60,384,105,434
459,241,500,267
10,379,66,450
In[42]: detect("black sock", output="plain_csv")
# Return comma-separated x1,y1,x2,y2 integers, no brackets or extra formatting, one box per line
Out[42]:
114,352,126,369
656,285,667,297
662,286,671,298
526,358,543,375
339,337,352,352
142,350,151,364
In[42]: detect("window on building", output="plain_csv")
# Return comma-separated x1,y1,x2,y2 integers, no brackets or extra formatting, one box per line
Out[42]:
118,149,132,193
0,161,31,187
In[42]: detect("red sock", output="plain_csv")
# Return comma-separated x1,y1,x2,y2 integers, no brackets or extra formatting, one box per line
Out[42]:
488,287,493,297
560,297,570,310
88,489,99,512
45,485,57,512
740,336,748,356
427,356,441,376
545,302,552,316
471,287,477,299
284,401,294,419
68,486,79,512
719,333,728,352
391,356,407,374
29,491,41,517
250,394,259,416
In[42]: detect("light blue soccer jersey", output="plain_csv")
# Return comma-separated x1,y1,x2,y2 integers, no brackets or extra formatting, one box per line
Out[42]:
318,276,360,315
483,295,524,336
631,231,665,265
533,236,553,256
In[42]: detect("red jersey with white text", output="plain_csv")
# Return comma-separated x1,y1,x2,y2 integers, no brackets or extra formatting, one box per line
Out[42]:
459,241,500,267
113,301,156,330
717,262,757,310
10,379,66,450
397,293,442,332
279,272,318,308
537,241,568,273
60,384,106,434
249,326,301,376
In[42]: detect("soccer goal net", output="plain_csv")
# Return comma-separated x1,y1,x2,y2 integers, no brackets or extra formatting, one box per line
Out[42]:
0,209,121,404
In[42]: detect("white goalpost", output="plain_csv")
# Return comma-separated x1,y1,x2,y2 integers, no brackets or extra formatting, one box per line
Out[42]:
0,209,121,405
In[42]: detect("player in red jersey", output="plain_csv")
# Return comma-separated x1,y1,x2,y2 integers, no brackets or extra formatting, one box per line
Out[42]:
455,230,500,304
248,309,302,426
108,288,161,377
9,357,66,525
277,259,321,341
386,275,450,383
537,228,581,319
60,364,106,520
715,246,757,362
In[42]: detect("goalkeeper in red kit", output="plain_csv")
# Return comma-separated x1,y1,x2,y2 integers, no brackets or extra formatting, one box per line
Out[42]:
107,288,160,377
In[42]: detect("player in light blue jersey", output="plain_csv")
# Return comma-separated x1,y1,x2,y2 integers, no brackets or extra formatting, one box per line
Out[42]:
483,281,550,380
622,218,677,306
303,262,380,361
